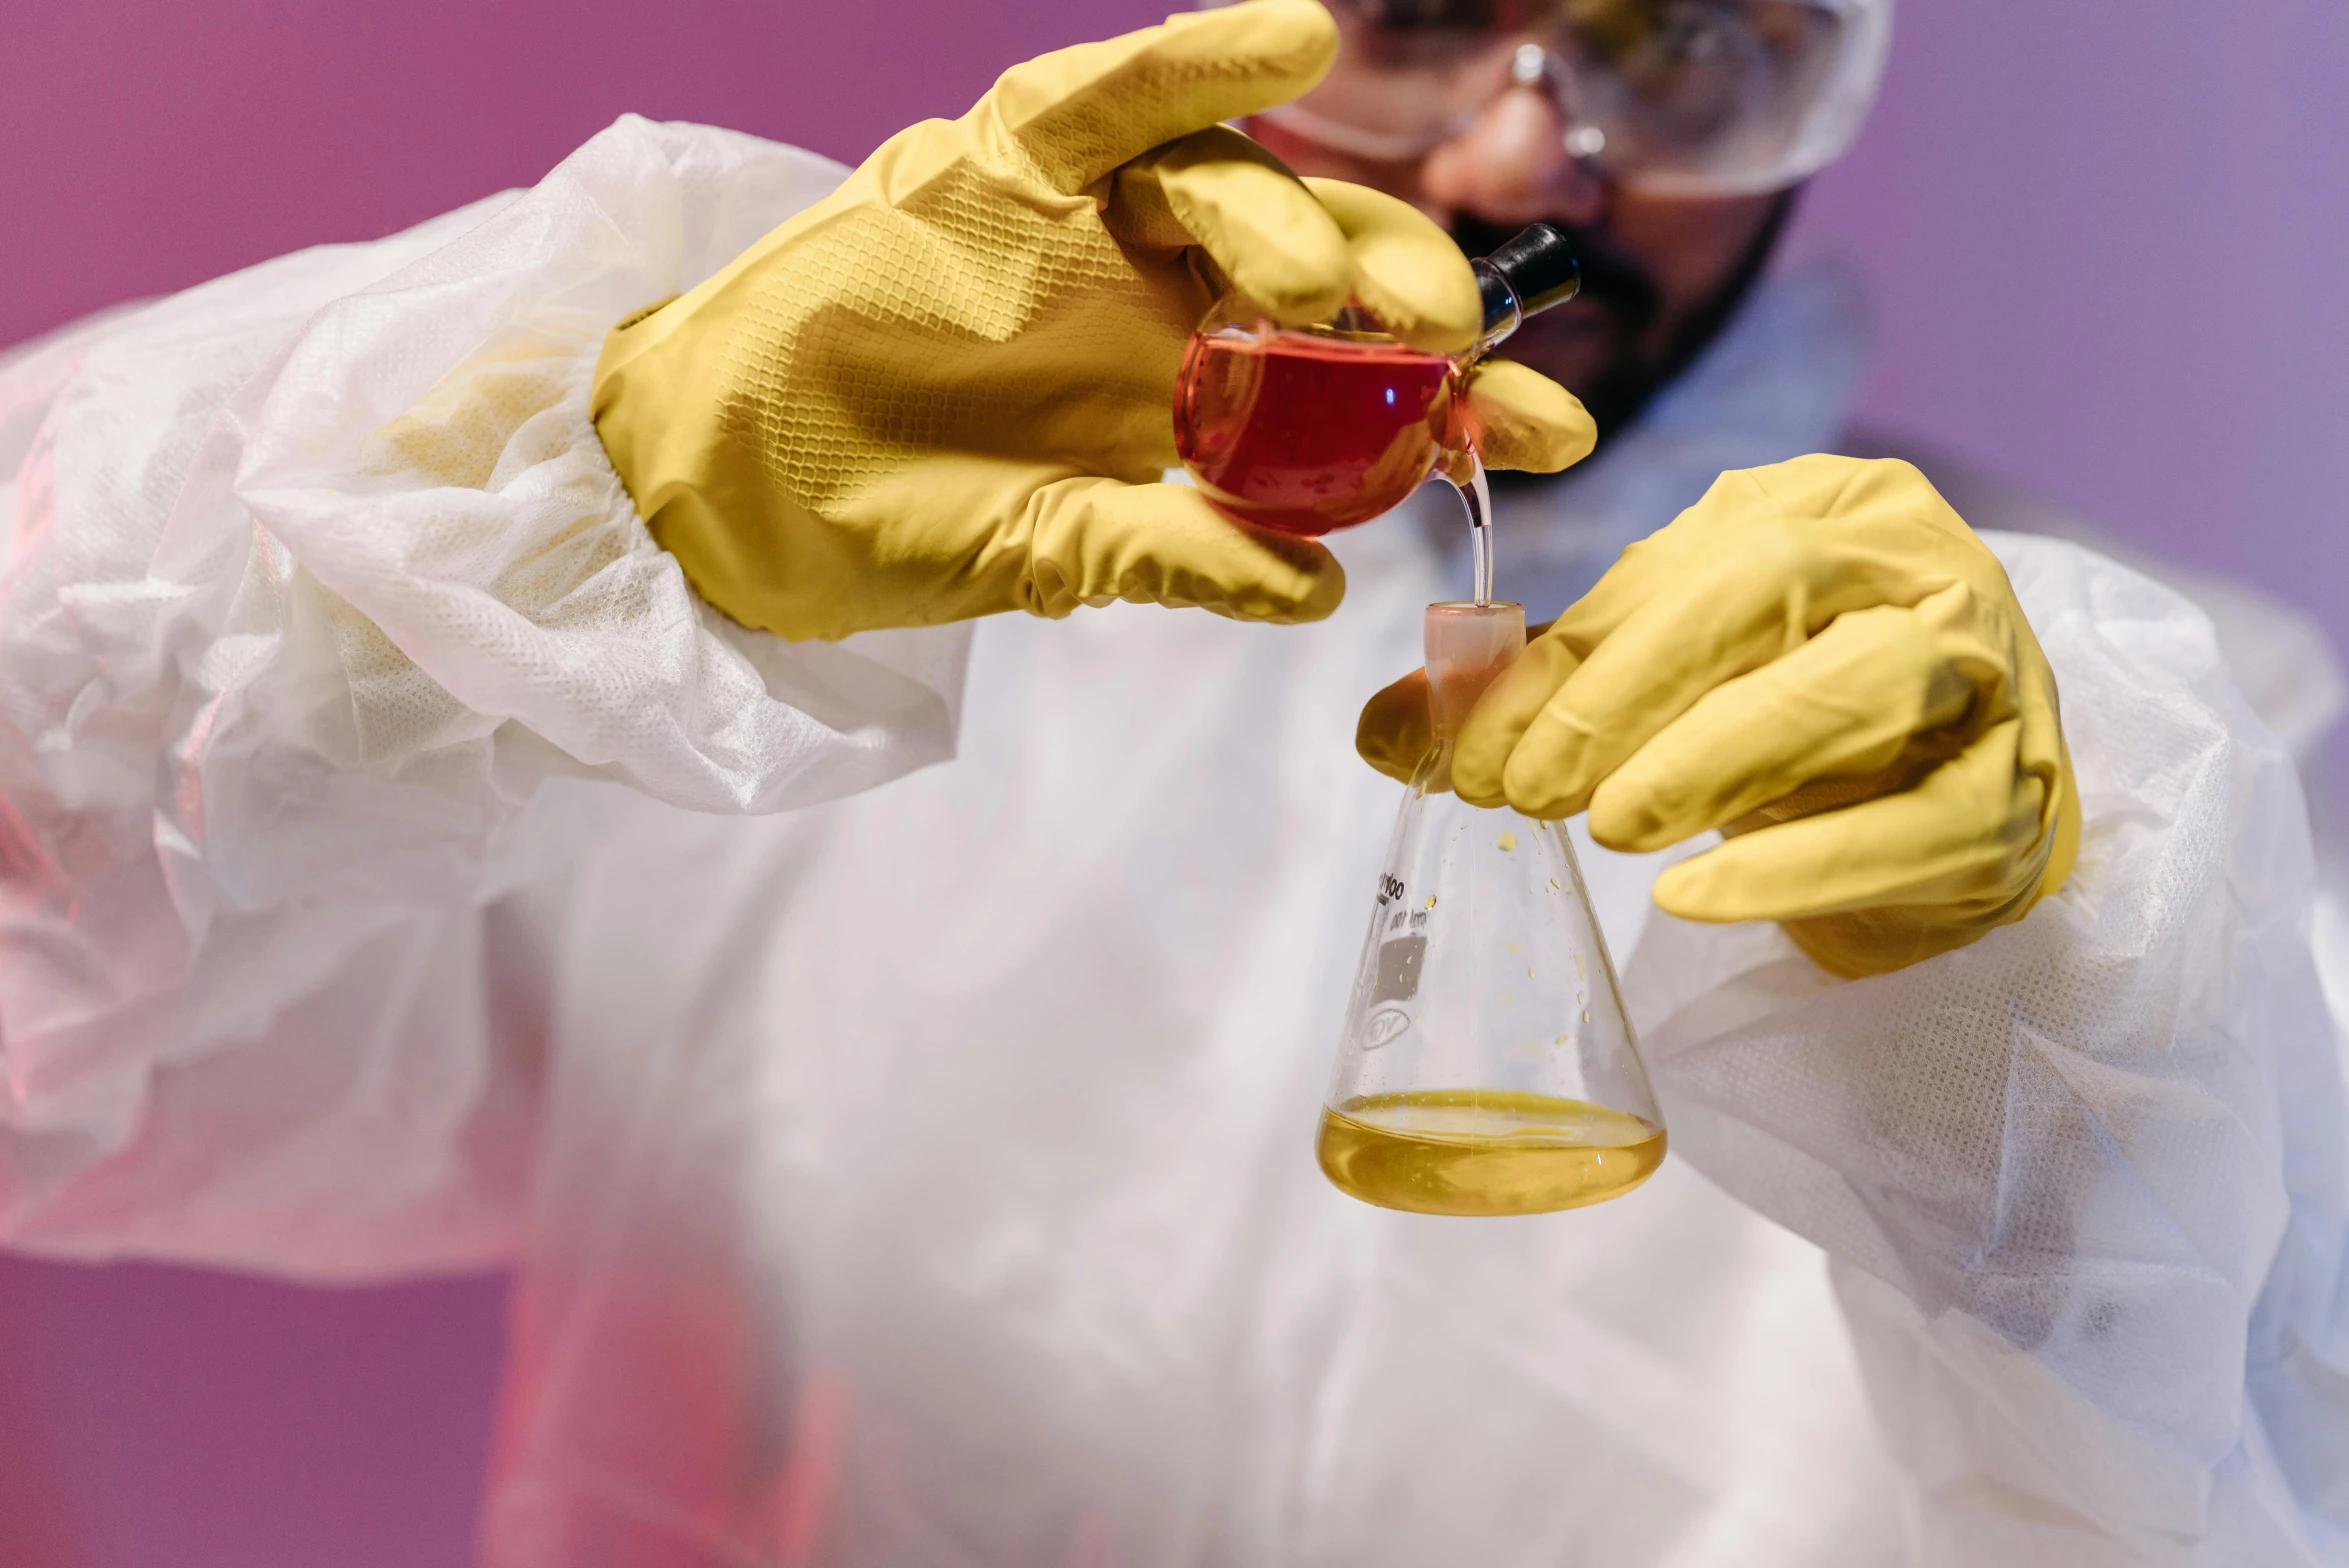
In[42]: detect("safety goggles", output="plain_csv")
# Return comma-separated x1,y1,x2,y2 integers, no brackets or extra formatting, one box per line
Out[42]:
1238,0,1893,197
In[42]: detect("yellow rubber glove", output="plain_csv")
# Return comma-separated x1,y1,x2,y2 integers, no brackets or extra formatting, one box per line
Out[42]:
1359,456,2079,978
591,0,1591,642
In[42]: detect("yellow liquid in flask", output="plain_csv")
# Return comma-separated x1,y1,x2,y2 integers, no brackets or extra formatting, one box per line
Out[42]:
1317,1089,1666,1217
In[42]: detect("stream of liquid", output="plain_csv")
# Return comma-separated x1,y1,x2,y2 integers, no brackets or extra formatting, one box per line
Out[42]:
1468,483,1493,606
1317,1089,1665,1216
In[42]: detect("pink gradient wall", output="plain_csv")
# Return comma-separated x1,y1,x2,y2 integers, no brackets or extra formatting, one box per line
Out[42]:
4,2,2345,1565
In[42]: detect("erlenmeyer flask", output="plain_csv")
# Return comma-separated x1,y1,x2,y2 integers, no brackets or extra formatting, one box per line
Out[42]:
1319,601,1666,1217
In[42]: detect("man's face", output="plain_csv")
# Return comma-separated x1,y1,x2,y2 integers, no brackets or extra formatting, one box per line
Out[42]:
1249,83,1787,435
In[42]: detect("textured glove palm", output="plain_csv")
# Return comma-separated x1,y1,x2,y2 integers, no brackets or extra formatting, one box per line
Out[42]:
591,0,1592,642
1359,456,2078,978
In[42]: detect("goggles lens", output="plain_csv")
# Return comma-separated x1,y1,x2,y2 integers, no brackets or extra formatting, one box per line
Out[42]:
1257,0,1888,195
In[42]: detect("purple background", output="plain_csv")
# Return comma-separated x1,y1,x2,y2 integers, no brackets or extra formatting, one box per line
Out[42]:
4,1,2345,1563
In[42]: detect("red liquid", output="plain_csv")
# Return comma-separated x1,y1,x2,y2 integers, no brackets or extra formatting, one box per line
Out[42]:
1174,328,1457,537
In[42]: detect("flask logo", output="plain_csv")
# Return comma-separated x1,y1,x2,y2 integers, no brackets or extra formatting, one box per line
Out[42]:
1363,1005,1413,1049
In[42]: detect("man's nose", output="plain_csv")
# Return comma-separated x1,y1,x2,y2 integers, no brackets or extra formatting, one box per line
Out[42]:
1419,78,1608,227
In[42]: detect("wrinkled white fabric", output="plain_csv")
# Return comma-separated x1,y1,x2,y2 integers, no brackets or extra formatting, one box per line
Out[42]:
2,114,2345,1568
0,118,966,1274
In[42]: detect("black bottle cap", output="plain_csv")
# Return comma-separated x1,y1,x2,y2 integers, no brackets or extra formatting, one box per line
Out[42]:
1482,223,1581,318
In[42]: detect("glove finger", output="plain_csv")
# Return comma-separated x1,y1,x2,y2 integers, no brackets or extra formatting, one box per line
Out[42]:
1449,470,1775,806
987,0,1338,193
1651,720,2050,923
1113,128,1355,325
1459,358,1596,474
1588,600,1976,852
1492,549,1791,818
1449,632,1582,807
1357,669,1435,784
1450,504,1733,802
1026,476,1345,622
1495,501,1959,819
1301,178,1484,353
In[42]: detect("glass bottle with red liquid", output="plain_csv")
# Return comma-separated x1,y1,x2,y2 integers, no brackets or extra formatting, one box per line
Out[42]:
1173,222,1581,598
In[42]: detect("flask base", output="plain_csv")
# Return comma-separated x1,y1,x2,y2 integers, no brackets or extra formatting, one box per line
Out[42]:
1316,1090,1665,1216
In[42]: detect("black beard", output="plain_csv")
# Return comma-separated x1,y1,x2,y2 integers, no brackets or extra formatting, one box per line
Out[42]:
1451,187,1799,443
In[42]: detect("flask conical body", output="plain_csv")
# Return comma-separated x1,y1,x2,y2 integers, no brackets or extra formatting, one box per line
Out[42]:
1319,606,1665,1217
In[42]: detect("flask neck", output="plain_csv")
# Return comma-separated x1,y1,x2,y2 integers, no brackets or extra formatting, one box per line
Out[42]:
1425,600,1526,736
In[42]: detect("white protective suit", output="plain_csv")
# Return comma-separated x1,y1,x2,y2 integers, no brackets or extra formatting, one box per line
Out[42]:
3,117,2347,1568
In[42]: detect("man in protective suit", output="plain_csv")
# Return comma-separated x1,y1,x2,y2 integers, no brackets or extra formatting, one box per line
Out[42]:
0,2,2343,1563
